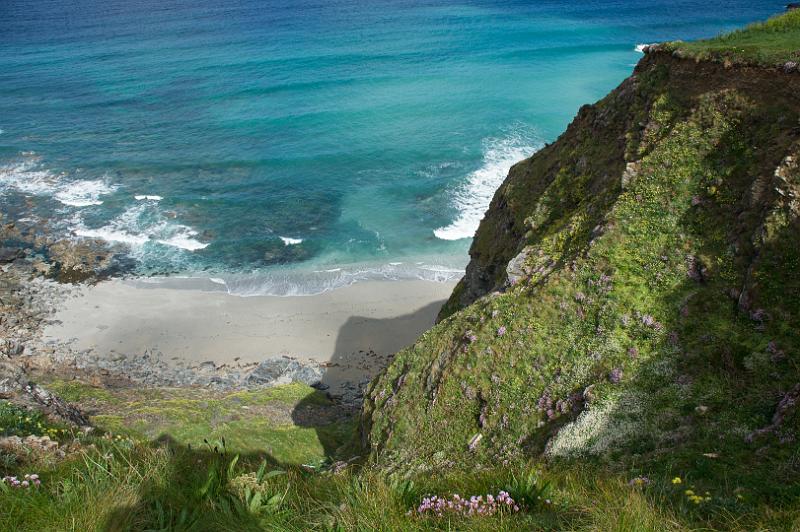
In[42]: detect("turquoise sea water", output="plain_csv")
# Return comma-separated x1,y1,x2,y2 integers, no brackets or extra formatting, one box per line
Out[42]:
0,0,784,294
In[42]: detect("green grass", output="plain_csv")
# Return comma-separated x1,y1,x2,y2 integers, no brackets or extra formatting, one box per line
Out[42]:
666,10,800,65
1,415,794,531
41,380,347,464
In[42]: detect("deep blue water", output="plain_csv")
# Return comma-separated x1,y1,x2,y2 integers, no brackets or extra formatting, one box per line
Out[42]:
0,0,784,294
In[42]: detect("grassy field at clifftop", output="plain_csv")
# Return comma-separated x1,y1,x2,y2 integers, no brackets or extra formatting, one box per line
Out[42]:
2,11,800,531
666,9,800,65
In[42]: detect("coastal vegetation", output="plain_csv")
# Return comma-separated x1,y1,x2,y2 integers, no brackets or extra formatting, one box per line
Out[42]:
665,9,800,65
2,10,800,531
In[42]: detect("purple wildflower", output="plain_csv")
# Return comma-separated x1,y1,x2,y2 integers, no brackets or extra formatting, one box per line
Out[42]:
497,326,506,337
537,394,553,411
2,474,41,489
413,490,522,518
609,368,623,384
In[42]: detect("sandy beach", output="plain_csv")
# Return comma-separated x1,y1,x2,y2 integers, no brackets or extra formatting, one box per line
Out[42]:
42,278,456,391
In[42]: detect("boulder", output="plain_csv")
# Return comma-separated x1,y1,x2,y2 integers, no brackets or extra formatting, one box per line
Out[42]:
0,247,24,264
246,357,324,388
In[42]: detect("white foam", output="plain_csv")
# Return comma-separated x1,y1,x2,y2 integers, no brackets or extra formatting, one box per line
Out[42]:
280,236,303,246
434,129,540,240
72,203,208,252
135,194,163,201
0,155,116,206
0,157,59,196
74,226,149,246
209,277,227,285
634,43,656,53
219,259,465,297
157,231,209,251
54,179,117,206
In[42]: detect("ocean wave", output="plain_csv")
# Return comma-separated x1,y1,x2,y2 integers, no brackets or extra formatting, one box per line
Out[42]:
0,155,116,206
207,260,465,297
434,128,541,241
134,194,163,201
634,43,656,53
0,156,61,197
54,179,117,206
280,236,303,245
72,203,208,252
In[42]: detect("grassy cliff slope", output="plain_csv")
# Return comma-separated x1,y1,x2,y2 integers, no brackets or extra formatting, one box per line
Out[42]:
362,10,800,514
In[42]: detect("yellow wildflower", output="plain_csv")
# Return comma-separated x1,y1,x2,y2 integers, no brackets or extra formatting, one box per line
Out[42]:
671,477,682,485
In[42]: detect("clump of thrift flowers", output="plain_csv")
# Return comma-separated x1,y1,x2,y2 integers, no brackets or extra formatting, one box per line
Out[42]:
2,474,41,489
496,326,506,337
410,491,520,518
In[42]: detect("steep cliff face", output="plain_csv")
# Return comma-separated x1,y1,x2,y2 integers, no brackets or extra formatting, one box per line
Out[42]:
361,30,800,488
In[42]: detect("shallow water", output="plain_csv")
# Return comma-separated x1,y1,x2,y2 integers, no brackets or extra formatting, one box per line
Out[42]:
0,0,783,294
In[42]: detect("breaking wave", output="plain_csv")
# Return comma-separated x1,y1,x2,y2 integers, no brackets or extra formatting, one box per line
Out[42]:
434,128,540,240
0,154,116,206
135,260,464,297
72,203,208,252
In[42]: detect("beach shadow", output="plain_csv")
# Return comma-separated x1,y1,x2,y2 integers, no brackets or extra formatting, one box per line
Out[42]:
291,299,448,458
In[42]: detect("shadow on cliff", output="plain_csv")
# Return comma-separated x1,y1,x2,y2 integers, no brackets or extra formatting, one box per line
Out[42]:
291,299,447,458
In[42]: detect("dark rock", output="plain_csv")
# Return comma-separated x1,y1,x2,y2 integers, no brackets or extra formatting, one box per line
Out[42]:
505,246,534,286
0,247,24,264
0,361,90,427
246,357,324,388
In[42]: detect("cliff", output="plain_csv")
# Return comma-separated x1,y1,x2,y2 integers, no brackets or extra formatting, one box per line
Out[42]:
361,11,800,499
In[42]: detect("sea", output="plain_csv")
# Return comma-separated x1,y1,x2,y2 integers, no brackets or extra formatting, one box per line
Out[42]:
0,0,784,295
